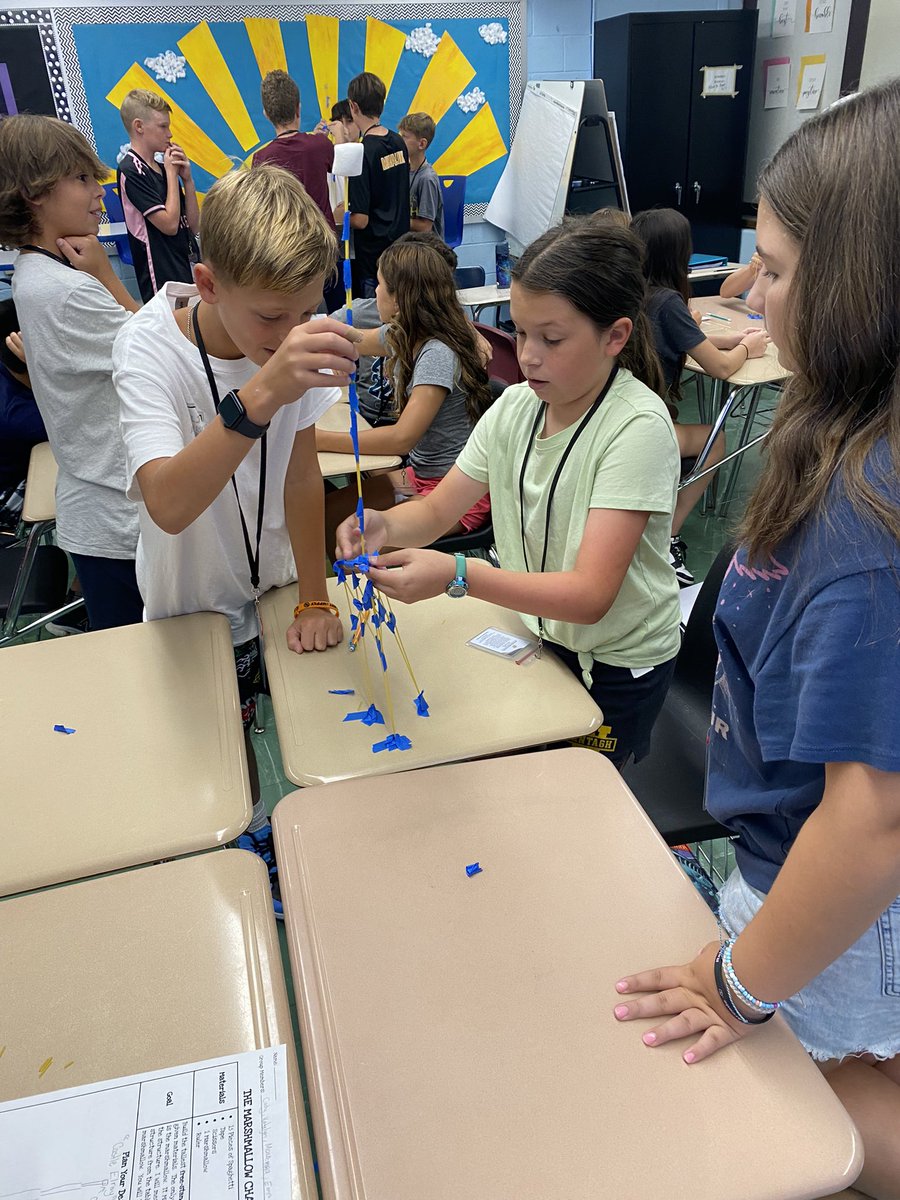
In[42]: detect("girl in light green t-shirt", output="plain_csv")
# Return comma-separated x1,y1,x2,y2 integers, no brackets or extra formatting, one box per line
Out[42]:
335,217,682,769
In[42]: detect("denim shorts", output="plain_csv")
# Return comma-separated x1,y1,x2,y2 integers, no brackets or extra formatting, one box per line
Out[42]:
718,869,900,1062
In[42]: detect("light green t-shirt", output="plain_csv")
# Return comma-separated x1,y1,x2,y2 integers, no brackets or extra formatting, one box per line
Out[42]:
456,369,682,669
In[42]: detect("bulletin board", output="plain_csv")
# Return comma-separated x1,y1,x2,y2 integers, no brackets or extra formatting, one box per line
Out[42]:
1,2,525,214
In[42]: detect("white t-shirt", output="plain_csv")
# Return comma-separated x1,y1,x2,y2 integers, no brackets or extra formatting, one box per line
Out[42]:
113,283,340,642
12,253,138,558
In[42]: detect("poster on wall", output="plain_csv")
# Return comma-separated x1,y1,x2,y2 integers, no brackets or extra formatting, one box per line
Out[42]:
772,0,797,39
0,24,59,116
797,53,827,109
2,2,524,216
763,57,791,109
805,1,835,35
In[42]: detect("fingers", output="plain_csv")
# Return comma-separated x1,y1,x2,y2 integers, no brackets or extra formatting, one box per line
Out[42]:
287,616,343,654
308,318,364,345
614,965,687,997
613,984,701,1024
682,1022,738,1064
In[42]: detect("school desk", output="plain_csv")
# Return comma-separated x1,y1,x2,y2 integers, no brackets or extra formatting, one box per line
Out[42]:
259,580,602,786
0,849,317,1200
0,611,251,896
22,440,57,524
456,282,510,323
316,399,401,479
272,748,862,1200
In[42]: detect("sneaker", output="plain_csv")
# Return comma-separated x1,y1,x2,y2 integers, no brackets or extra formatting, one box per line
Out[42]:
236,822,284,919
46,600,90,636
669,536,695,587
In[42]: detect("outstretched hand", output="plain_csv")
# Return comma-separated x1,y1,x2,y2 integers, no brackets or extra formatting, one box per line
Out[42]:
613,940,761,1064
366,548,455,604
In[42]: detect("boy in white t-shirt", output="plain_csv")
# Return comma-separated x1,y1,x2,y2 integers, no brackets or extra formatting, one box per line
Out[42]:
113,165,360,916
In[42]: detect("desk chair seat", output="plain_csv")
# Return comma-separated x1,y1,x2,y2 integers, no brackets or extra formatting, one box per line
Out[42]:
622,542,734,844
430,520,496,557
474,323,524,387
0,542,68,620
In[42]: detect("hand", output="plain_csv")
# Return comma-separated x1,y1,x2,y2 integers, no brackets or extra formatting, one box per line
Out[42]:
366,548,455,604
740,329,771,359
250,319,361,419
5,330,26,365
168,143,193,181
335,508,388,562
691,308,703,326
286,607,343,654
57,235,113,281
613,940,758,1064
474,329,492,369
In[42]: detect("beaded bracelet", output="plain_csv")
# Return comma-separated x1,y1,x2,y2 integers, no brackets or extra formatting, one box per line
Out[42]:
722,941,779,1015
713,945,775,1026
293,601,340,620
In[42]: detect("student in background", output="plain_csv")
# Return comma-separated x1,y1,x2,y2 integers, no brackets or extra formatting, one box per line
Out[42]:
117,89,199,302
320,237,491,546
113,165,359,917
398,113,444,238
347,72,410,298
253,70,341,311
0,114,141,629
0,301,46,507
614,82,900,1199
632,206,770,584
720,252,763,300
336,220,682,772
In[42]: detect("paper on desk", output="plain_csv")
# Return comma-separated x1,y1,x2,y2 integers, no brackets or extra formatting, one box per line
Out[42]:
0,1045,290,1200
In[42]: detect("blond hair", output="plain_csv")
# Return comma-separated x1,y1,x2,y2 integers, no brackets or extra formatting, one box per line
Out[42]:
200,164,336,294
119,88,171,134
398,112,435,147
0,114,107,246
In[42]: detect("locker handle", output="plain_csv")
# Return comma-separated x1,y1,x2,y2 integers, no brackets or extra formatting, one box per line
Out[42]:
674,182,682,206
693,180,702,204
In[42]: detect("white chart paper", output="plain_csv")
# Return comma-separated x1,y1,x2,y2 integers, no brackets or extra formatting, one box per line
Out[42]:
772,0,797,38
0,1046,290,1200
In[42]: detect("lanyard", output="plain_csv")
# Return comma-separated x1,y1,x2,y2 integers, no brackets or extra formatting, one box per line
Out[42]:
517,365,619,646
191,303,267,596
20,245,74,268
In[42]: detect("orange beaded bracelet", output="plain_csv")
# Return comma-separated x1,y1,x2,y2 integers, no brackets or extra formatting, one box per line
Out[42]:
293,601,340,620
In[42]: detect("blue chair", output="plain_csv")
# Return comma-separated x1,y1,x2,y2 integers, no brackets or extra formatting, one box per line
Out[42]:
100,183,133,267
438,175,467,249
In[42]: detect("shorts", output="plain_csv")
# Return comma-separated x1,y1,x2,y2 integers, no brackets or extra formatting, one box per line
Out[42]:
405,466,491,533
719,868,900,1062
233,637,263,731
552,644,677,770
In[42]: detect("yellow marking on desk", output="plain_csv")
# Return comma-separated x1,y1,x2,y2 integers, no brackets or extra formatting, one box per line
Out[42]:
106,64,234,178
0,1044,5,1058
178,23,260,152
307,14,340,123
364,17,407,95
38,1057,53,1078
408,34,475,123
65,1060,75,1069
433,103,507,176
245,18,287,77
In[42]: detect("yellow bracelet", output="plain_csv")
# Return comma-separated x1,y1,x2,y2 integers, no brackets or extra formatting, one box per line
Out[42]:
293,601,340,620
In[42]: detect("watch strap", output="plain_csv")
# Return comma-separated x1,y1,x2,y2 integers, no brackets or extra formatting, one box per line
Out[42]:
219,389,270,439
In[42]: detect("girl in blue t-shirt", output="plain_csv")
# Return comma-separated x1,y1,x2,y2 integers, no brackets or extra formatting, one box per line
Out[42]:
615,81,900,1197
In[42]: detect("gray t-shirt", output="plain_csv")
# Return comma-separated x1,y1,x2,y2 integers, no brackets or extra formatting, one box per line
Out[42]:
329,298,395,426
404,338,471,479
409,160,445,239
12,254,138,558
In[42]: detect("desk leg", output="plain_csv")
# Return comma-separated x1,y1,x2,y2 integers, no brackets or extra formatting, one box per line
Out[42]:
1,521,44,638
718,385,763,517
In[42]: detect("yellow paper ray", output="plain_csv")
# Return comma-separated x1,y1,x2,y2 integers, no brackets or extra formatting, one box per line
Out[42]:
106,64,234,178
433,103,507,176
408,34,475,123
363,17,407,95
245,18,288,77
177,23,259,151
307,14,340,122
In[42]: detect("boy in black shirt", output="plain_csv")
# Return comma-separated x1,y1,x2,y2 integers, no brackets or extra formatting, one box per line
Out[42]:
117,88,199,301
347,72,409,298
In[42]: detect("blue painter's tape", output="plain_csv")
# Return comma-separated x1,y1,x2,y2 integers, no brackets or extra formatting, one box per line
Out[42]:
53,724,76,734
465,862,483,877
386,611,397,633
328,689,355,695
363,703,385,726
342,212,350,242
372,732,412,753
414,691,430,717
343,259,353,290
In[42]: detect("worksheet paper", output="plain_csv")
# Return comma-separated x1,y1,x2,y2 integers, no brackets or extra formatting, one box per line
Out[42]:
0,1046,290,1200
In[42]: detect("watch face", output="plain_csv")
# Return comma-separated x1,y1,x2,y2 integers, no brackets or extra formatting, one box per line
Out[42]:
446,580,468,598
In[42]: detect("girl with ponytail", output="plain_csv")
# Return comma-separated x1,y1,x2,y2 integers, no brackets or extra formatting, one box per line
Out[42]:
336,216,683,770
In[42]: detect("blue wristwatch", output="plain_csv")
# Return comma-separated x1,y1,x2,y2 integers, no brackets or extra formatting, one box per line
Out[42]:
445,552,468,598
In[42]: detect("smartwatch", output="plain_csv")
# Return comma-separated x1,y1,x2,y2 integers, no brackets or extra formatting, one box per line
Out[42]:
445,552,468,598
218,389,270,440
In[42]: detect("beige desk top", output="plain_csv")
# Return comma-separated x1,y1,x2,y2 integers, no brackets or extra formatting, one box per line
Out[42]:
273,749,862,1200
0,849,317,1200
0,611,251,896
687,296,791,387
22,441,57,524
260,580,602,786
456,282,510,310
316,399,401,478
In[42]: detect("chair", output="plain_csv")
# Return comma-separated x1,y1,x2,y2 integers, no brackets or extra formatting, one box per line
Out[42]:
454,266,485,290
474,322,524,386
100,182,133,267
621,541,735,844
431,521,496,558
438,175,467,249
0,538,71,643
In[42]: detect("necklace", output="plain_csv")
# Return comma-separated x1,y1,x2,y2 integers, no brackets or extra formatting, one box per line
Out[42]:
20,244,73,269
275,128,299,138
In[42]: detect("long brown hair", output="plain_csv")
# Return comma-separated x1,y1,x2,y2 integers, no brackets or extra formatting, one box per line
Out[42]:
511,216,666,398
378,241,492,424
740,79,900,563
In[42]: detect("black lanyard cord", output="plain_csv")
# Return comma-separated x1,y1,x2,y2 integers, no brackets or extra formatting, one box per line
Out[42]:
191,303,267,593
517,365,619,640
20,245,74,268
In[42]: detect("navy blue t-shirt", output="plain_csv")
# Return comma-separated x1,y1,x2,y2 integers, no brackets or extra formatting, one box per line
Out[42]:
705,445,900,892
